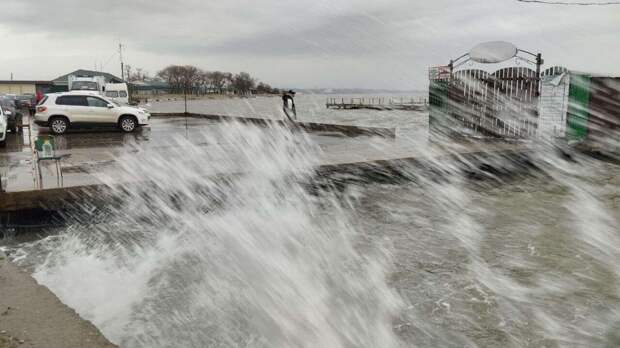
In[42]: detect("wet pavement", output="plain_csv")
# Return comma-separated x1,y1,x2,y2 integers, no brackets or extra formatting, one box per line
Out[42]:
0,114,527,196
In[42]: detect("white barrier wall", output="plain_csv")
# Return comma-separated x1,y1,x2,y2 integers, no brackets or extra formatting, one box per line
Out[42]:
0,83,36,95
538,73,570,137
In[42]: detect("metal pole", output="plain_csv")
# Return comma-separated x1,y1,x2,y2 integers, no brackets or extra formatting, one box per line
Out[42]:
535,53,543,98
119,44,125,81
184,85,188,138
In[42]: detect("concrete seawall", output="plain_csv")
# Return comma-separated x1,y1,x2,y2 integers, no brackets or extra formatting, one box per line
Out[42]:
0,142,532,214
0,251,116,348
150,112,398,137
0,114,531,215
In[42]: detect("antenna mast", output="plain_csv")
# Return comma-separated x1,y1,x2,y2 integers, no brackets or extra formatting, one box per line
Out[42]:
119,43,125,80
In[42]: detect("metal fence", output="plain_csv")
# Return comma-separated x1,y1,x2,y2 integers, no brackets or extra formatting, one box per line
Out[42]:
431,65,543,138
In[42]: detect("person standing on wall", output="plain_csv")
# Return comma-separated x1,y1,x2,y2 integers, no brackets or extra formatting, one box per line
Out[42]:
282,90,296,122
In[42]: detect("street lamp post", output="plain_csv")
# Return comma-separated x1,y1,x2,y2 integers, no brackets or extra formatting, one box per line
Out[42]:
184,83,188,138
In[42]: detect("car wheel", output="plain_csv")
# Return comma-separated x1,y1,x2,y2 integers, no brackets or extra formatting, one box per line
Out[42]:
119,116,137,133
0,140,6,148
50,117,69,135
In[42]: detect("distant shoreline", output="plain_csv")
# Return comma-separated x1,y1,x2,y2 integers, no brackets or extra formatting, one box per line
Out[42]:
136,93,280,103
139,91,427,101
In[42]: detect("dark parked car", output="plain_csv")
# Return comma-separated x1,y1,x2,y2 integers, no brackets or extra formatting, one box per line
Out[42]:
16,94,36,114
0,96,23,133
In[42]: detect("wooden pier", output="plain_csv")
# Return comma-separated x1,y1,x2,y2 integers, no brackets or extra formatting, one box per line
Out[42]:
326,97,428,111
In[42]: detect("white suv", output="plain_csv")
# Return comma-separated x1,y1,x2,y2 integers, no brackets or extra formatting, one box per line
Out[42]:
34,92,150,134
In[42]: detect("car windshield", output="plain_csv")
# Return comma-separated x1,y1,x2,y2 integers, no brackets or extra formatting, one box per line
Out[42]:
95,97,120,107
105,99,120,107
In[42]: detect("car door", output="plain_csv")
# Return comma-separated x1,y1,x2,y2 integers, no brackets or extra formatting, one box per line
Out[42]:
55,95,90,123
86,96,116,124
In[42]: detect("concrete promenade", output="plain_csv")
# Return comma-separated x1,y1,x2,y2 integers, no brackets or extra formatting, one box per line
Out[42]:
0,115,530,212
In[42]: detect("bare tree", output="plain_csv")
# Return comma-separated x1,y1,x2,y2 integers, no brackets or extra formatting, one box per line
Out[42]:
196,71,211,94
158,65,201,94
232,72,256,95
206,71,230,94
158,65,184,93
127,67,149,82
179,65,200,94
125,65,132,82
158,67,276,96
256,82,280,94
223,72,233,93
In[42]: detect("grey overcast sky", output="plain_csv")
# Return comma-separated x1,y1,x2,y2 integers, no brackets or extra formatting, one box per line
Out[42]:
0,0,618,89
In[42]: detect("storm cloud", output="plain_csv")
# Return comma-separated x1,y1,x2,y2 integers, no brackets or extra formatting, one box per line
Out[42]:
0,0,617,89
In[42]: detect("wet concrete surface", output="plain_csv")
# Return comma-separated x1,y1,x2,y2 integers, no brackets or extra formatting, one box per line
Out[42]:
0,114,527,199
0,250,117,348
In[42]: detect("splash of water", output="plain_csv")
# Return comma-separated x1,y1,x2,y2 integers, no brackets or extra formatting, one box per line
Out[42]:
5,118,619,348
30,123,403,347
373,137,620,347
